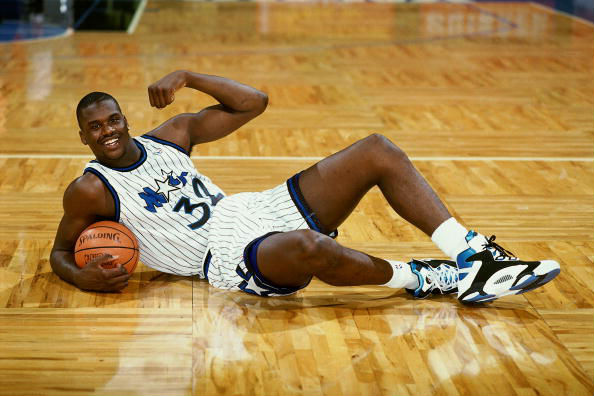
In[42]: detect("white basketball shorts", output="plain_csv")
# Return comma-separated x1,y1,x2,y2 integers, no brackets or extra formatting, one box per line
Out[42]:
203,172,337,297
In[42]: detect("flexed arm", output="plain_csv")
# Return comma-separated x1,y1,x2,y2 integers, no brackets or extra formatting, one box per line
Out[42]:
147,70,268,149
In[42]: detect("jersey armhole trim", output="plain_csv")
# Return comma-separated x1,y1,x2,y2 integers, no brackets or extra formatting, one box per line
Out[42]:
140,134,190,156
83,167,121,222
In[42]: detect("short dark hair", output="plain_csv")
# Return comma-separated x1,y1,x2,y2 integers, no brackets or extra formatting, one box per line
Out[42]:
76,92,122,128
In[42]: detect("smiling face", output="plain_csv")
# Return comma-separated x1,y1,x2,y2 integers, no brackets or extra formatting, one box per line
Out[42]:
78,99,137,167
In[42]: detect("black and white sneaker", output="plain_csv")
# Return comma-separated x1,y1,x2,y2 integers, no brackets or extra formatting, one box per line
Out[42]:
406,259,459,299
457,231,560,303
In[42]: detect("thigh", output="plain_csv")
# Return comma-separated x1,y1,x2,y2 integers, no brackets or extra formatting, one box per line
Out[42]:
298,134,384,231
206,230,316,296
206,190,315,295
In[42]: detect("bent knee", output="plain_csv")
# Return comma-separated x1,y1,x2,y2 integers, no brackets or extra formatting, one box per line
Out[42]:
363,133,409,170
289,230,342,272
362,133,407,162
293,230,335,258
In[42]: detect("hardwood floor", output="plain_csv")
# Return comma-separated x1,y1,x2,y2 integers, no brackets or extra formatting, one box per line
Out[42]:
0,1,592,395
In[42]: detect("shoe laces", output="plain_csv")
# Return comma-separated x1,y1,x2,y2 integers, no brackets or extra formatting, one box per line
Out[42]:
484,235,516,260
432,265,458,290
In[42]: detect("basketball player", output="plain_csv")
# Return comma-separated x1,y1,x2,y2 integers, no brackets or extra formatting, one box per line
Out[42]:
50,70,560,303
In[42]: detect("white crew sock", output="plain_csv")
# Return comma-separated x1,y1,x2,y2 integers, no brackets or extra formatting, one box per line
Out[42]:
431,217,471,261
381,260,419,289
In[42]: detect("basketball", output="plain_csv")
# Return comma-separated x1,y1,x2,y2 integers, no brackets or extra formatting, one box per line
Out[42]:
74,221,139,273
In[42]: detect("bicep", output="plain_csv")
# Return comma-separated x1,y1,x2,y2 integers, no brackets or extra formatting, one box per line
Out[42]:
52,212,97,253
186,104,263,145
52,179,107,253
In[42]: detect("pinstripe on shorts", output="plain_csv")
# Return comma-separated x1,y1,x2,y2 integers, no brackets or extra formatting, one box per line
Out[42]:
203,172,337,296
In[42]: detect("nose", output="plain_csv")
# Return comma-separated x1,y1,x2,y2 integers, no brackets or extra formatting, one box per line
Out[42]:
103,124,115,134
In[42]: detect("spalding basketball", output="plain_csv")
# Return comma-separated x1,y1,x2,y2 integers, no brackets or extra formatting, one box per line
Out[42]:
74,221,139,274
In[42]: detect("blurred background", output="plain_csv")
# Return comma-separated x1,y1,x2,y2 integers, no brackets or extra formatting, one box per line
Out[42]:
1,0,592,43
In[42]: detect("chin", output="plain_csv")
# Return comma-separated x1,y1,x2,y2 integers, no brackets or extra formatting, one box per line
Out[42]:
95,132,133,158
92,144,127,165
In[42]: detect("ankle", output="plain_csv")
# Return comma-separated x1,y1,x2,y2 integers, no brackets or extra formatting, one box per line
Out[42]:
431,217,470,260
381,260,419,289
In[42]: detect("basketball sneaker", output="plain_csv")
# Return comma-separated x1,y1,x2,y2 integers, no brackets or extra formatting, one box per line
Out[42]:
406,259,459,299
457,231,561,303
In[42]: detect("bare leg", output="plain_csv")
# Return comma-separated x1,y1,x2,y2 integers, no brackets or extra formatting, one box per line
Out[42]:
299,133,451,235
257,230,393,287
257,134,452,287
254,134,559,302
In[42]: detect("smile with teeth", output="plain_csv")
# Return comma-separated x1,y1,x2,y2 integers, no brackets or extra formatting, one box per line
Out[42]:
103,137,119,147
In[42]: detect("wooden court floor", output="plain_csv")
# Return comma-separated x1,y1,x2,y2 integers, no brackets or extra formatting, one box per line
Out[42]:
0,1,593,395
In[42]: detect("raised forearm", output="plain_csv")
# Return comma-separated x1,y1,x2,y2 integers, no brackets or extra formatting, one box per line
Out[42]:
147,70,269,145
182,71,268,112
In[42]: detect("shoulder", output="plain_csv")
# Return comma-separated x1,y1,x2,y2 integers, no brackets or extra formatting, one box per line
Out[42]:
144,114,195,153
63,173,114,218
65,172,105,201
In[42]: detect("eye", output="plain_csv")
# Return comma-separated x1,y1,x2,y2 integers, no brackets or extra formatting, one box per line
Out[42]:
110,117,120,124
90,123,100,130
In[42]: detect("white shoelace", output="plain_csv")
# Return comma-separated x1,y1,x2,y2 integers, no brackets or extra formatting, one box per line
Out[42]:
432,266,458,291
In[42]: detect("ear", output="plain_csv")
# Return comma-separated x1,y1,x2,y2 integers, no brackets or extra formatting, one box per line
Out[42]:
124,116,129,131
79,130,88,145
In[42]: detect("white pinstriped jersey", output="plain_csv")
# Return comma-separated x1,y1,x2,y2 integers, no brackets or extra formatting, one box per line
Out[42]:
84,135,225,277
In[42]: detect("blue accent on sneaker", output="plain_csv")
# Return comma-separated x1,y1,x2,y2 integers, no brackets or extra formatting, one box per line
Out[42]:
516,268,560,294
510,274,539,290
457,252,476,283
540,268,560,285
406,259,459,299
409,262,425,297
457,248,476,270
457,234,561,303
457,231,479,270
464,293,497,303
465,230,477,242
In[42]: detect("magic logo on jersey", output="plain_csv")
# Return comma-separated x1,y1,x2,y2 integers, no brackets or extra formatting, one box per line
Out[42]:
138,170,187,212
138,170,224,231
